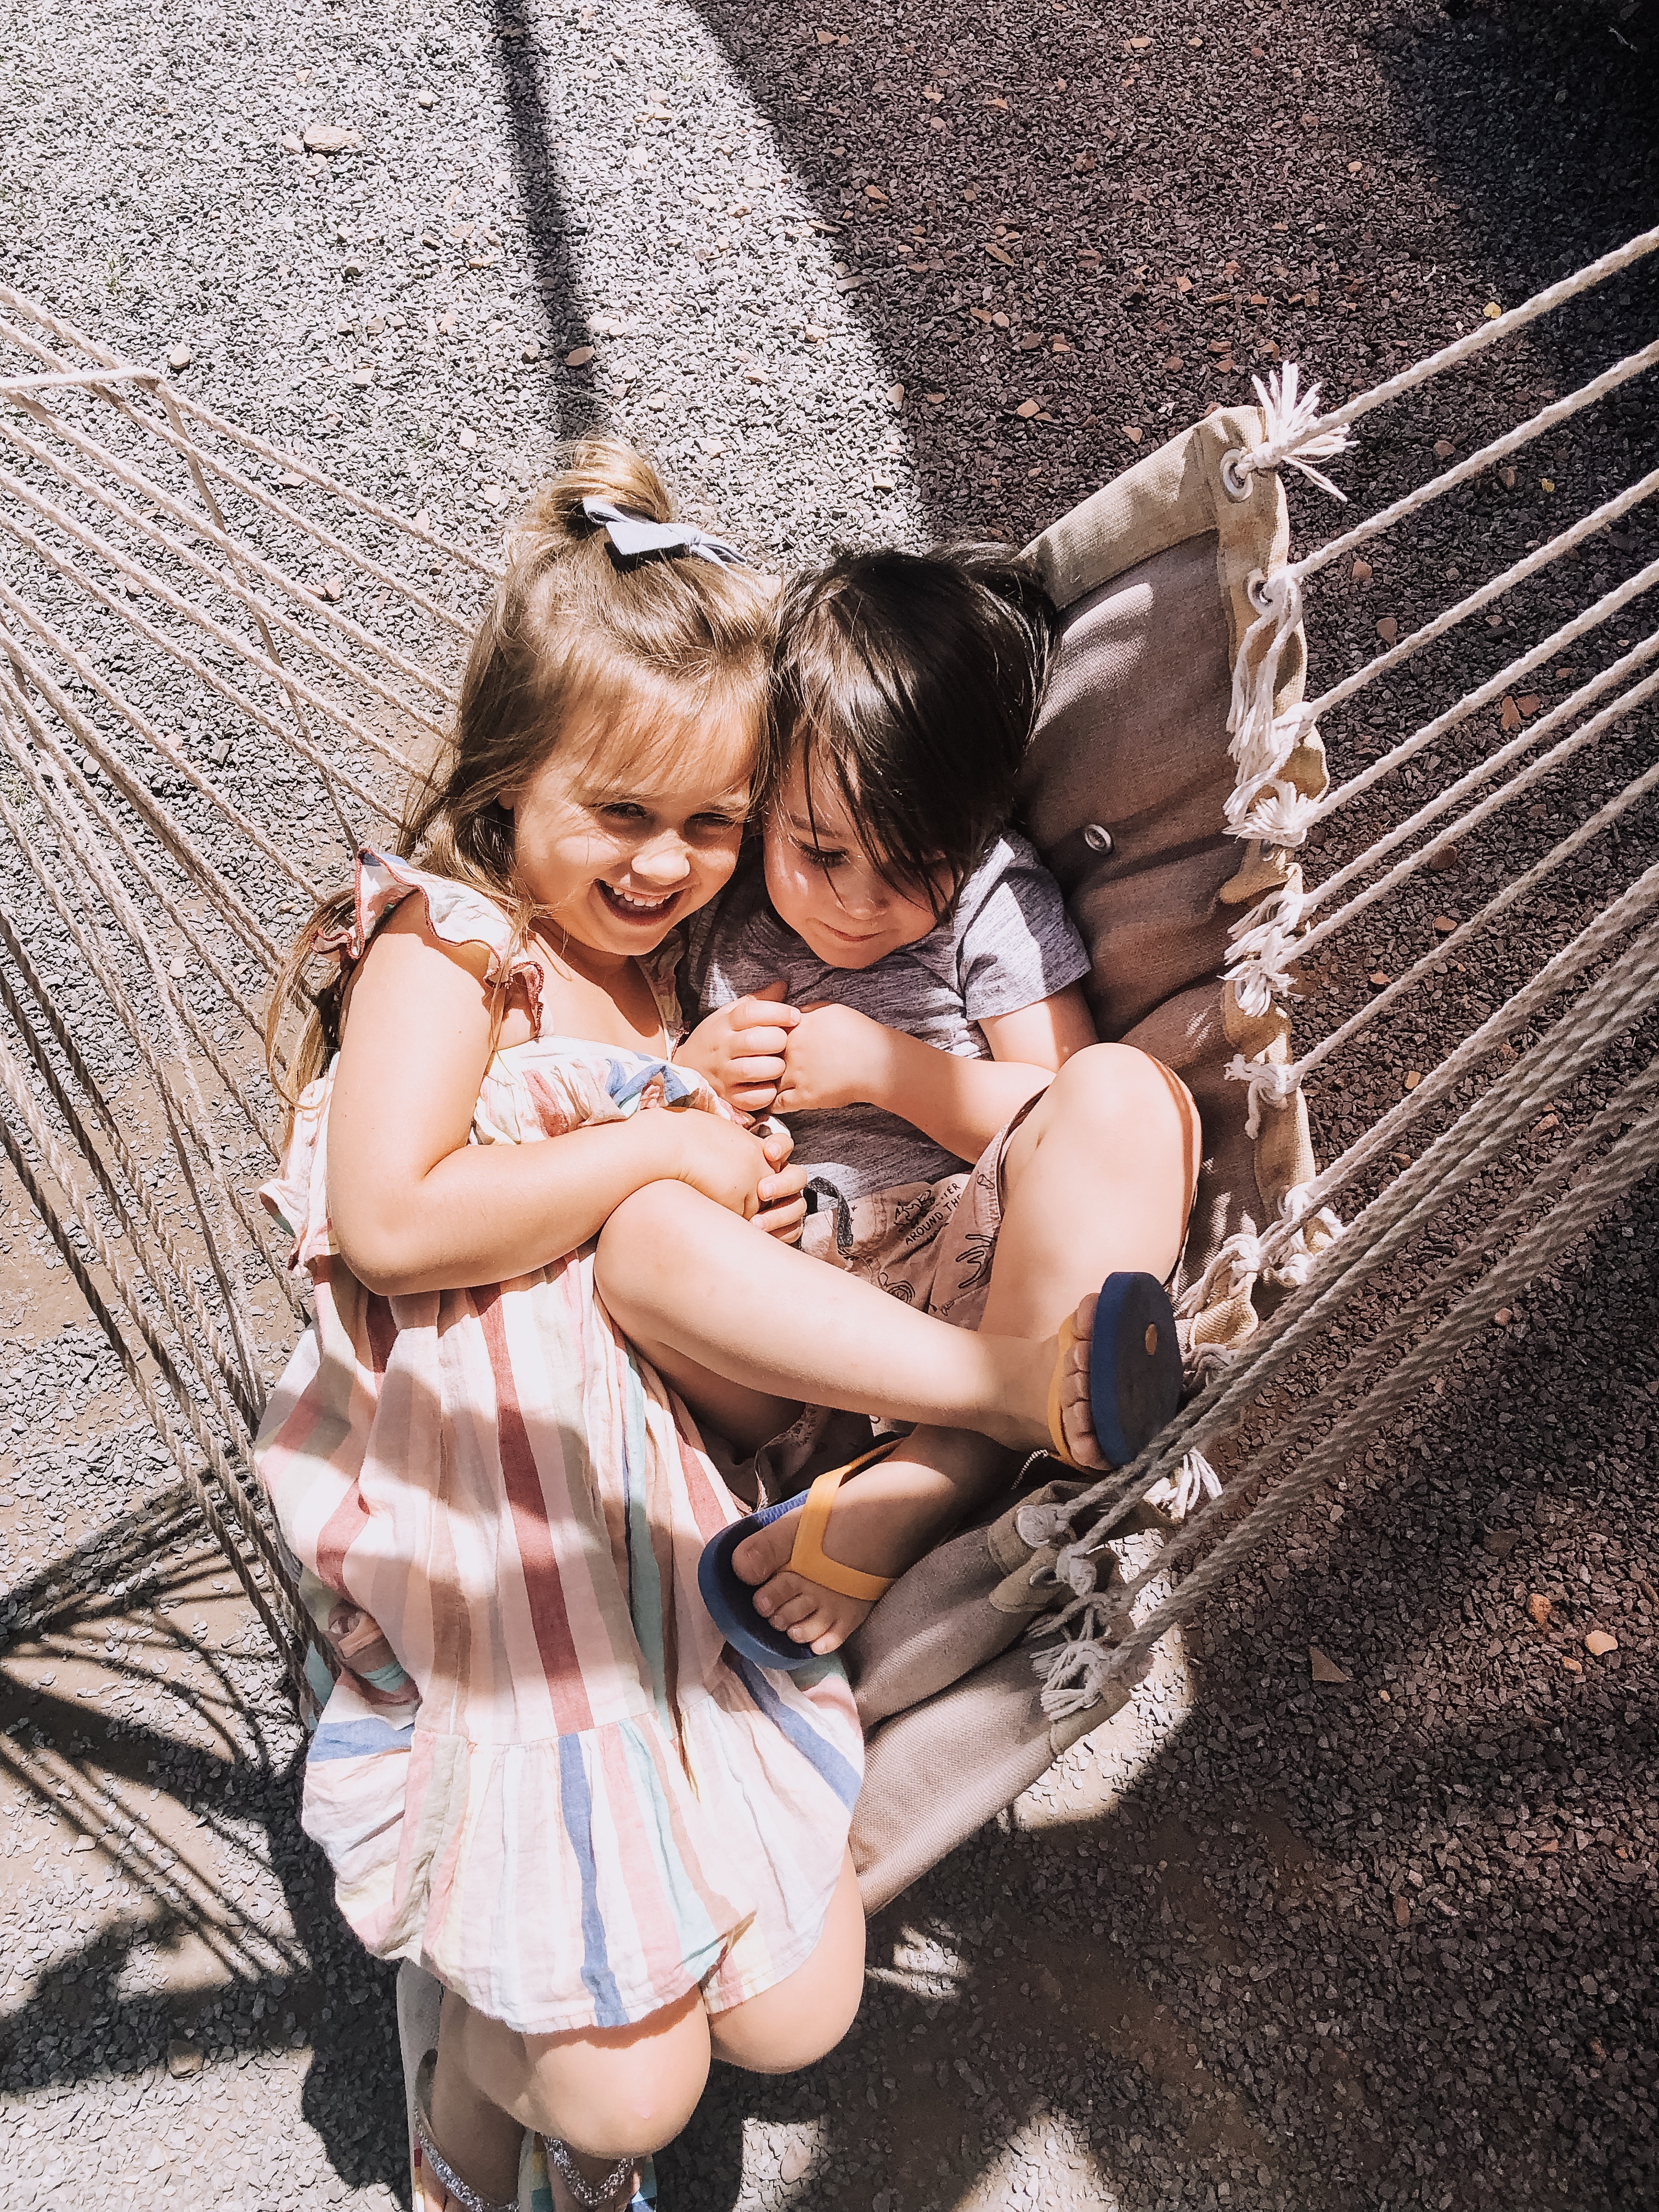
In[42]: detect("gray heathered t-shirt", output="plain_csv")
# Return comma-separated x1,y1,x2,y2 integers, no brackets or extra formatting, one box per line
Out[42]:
683,830,1091,1202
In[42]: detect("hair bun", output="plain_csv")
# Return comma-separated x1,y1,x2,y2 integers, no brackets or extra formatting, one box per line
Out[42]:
526,438,675,542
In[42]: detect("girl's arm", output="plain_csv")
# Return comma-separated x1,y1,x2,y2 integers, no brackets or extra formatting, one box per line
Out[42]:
327,905,777,1295
772,983,1097,1166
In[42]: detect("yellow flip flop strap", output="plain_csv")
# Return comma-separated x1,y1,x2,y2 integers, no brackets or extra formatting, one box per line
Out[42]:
789,1446,899,1602
1046,1316,1081,1469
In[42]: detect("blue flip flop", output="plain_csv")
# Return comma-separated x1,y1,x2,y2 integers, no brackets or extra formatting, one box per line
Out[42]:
1048,1269,1183,1469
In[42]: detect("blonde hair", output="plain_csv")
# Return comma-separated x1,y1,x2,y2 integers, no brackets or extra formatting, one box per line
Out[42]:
266,439,776,1112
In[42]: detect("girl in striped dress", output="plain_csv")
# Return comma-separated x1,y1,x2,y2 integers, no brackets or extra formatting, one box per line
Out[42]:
256,443,1108,2212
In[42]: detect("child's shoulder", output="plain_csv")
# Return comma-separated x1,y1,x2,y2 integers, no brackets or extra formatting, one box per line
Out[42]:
952,827,1062,930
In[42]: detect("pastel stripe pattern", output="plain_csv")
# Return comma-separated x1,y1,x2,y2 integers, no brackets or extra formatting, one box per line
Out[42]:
254,855,861,2035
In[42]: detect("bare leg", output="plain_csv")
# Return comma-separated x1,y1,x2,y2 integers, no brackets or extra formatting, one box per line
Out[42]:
733,1046,1200,1652
593,1182,1084,1458
707,1849,866,2071
421,1987,709,2210
416,1859,865,2209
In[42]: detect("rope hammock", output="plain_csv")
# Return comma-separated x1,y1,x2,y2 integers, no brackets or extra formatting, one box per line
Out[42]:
0,234,1654,1782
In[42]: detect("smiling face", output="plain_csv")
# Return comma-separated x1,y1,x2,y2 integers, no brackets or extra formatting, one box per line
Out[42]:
507,703,755,967
762,754,951,971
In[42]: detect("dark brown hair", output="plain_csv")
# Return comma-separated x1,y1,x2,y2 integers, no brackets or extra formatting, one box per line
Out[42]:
764,543,1058,911
266,439,776,1113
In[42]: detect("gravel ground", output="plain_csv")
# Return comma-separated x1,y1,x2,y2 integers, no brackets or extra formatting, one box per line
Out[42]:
1,0,1657,2208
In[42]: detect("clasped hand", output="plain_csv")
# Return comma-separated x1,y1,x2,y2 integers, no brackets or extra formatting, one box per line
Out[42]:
677,981,890,1119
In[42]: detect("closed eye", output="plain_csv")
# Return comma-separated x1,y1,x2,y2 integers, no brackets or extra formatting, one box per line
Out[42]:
794,840,846,872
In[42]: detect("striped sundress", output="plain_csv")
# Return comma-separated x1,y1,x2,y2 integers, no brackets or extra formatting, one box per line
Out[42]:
254,852,862,2036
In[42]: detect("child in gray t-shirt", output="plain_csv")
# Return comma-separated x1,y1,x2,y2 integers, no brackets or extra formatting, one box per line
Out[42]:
675,543,1199,1660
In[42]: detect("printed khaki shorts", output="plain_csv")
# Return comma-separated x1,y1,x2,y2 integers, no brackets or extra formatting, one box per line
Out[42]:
710,1108,1034,1508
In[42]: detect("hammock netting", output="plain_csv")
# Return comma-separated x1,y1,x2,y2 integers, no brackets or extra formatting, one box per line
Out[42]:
0,234,1654,1804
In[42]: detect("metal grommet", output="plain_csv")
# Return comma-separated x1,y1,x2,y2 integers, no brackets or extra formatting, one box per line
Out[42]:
1220,447,1256,501
1082,822,1113,855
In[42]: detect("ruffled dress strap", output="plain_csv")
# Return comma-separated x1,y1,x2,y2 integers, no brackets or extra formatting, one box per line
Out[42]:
261,851,543,1272
329,849,546,1032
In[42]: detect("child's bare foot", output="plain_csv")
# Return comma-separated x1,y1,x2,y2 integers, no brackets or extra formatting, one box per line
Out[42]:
731,1475,918,1656
731,1294,1108,1654
1048,1288,1109,1469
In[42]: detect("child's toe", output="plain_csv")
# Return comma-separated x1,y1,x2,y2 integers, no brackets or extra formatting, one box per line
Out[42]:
732,1513,798,1587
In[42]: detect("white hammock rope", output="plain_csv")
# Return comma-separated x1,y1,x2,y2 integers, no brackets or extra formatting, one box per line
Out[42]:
1224,645,1659,1043
1045,911,1659,1696
1081,1053,1659,1678
0,243,1654,1732
0,317,472,697
1305,468,1659,730
0,906,258,1429
0,510,399,831
0,443,443,760
0,283,503,582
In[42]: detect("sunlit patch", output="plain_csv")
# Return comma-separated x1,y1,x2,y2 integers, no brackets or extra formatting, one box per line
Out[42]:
950,2108,1122,2212
742,2113,825,2202
866,1920,968,2004
528,0,924,551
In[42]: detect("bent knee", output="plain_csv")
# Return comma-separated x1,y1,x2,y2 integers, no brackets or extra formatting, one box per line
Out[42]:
517,2041,708,2158
1047,1042,1197,1136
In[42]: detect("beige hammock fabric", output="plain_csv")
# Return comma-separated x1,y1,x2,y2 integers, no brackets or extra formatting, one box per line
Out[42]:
0,234,1655,1911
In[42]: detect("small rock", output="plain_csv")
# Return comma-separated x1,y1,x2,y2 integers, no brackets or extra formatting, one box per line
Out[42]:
803,325,828,342
1351,557,1372,583
886,383,906,406
1309,1645,1350,1684
167,343,192,371
781,2140,812,2185
1432,915,1457,934
280,132,303,156
1481,1528,1520,1560
458,427,478,449
627,145,651,171
1494,1307,1513,1327
1433,438,1455,458
1527,1593,1551,1628
1119,420,1142,440
1403,1070,1421,1090
1376,615,1399,644
302,123,357,155
1584,1630,1618,1657
166,2038,204,2078
1561,1656,1583,1675
1428,844,1460,872
413,508,432,533
1497,464,1516,489
1483,301,1502,320
417,88,436,109
1392,1895,1411,1927
1368,970,1390,988
565,346,594,367
1499,695,1522,731
1015,399,1042,419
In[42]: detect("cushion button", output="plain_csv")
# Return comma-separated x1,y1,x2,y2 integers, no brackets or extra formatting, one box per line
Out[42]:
1082,822,1113,854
